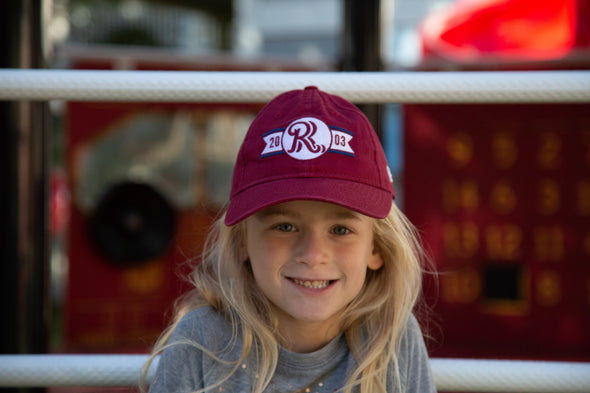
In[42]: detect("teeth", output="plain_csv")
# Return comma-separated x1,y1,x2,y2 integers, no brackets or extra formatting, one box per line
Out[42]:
292,279,330,289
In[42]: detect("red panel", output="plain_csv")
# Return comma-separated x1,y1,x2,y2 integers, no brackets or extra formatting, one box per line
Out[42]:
404,103,590,360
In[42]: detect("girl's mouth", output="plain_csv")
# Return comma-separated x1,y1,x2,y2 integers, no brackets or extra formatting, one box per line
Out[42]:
291,278,333,289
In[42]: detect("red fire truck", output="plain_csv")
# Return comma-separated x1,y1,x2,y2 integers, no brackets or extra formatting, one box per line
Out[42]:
59,46,321,352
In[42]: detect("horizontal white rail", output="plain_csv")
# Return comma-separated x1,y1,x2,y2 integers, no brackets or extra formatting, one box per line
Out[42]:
0,69,589,103
0,355,589,392
0,354,157,387
430,358,590,392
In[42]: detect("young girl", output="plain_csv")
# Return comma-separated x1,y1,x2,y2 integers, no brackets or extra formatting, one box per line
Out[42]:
143,86,436,393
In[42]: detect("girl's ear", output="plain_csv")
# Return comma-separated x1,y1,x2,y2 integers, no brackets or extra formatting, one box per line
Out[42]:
236,222,249,262
368,249,384,271
237,242,248,263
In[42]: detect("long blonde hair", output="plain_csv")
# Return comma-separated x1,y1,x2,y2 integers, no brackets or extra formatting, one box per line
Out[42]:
141,202,429,393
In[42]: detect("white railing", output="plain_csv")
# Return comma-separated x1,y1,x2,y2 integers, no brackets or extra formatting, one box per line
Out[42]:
0,355,589,392
1,69,588,392
0,69,589,103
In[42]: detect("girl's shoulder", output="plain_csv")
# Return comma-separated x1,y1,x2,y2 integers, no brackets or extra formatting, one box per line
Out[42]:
400,313,427,350
170,306,234,344
405,313,421,334
396,313,435,390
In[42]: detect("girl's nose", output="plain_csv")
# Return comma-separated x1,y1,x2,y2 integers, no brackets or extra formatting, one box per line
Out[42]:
296,231,328,267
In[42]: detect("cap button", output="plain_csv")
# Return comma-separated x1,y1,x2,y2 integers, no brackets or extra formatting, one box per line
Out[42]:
304,86,319,91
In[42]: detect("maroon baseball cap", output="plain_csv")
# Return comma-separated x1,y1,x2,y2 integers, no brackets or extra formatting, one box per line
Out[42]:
225,86,395,226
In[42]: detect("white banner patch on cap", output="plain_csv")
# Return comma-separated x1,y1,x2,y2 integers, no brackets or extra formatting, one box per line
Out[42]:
261,117,355,160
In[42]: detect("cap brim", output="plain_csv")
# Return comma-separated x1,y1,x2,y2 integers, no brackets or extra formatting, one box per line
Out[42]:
224,178,392,226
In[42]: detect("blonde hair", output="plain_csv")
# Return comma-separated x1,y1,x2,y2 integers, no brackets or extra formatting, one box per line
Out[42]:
141,202,429,393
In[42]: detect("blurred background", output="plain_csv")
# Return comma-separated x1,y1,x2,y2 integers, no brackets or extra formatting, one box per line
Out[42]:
1,0,589,391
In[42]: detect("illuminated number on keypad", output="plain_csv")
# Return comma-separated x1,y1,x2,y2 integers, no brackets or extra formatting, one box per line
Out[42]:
538,132,561,169
490,180,517,215
442,267,481,304
443,222,479,258
491,132,518,169
485,224,522,260
536,270,561,307
446,133,473,167
442,178,479,213
537,179,560,215
533,226,565,262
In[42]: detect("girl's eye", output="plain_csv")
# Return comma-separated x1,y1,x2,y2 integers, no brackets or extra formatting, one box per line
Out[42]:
331,225,351,235
275,223,295,232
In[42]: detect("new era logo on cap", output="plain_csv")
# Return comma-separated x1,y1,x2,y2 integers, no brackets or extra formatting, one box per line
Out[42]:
261,117,355,160
225,86,395,226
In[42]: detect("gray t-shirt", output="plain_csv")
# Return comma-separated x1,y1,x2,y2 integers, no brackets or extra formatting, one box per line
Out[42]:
149,307,436,393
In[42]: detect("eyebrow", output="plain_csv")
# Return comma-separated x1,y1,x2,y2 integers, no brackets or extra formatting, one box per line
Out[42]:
255,206,301,219
255,205,363,221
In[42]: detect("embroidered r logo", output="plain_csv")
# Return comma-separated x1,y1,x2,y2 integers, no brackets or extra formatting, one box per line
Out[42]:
261,117,355,160
283,118,330,159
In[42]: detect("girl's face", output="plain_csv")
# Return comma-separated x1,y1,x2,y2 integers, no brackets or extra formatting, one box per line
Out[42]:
244,200,383,352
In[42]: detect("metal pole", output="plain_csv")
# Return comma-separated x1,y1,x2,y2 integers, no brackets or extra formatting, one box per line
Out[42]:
0,6,49,393
342,0,383,138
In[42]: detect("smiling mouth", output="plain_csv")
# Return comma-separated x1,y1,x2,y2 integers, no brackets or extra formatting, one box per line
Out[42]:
291,278,333,289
